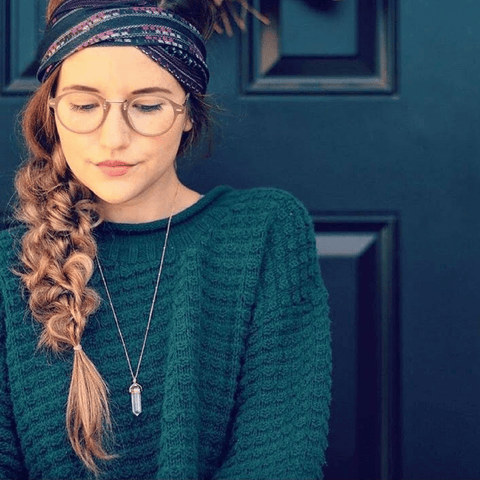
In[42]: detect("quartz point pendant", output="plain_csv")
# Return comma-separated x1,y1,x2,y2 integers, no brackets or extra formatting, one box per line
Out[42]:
129,383,142,416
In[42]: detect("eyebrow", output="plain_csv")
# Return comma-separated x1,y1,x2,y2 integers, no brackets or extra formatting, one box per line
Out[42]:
60,85,174,95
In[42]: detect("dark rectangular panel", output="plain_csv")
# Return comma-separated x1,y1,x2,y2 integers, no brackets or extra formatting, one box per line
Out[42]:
241,0,396,94
314,215,400,479
1,0,47,95
281,0,358,57
320,254,358,479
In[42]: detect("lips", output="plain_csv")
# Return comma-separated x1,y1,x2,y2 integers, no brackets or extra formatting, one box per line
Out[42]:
98,160,133,167
97,160,135,177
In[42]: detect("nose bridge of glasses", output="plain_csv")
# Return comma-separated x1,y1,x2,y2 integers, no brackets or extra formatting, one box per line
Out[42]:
99,99,131,133
103,99,129,112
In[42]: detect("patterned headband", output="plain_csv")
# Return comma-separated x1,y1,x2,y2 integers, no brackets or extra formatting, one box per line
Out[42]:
37,0,209,94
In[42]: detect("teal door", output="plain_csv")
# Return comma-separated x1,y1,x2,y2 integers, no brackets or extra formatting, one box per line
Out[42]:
2,0,480,478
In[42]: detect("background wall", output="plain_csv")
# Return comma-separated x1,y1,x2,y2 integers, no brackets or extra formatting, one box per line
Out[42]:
2,0,480,478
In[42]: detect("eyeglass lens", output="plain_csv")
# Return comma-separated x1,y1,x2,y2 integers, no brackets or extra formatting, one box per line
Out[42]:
56,93,177,136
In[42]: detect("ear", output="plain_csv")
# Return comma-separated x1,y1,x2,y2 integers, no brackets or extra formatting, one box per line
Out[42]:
183,116,193,132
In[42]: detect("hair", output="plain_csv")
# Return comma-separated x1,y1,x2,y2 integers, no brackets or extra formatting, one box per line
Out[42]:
14,0,215,474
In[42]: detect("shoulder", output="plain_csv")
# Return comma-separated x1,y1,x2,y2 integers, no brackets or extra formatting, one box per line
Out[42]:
210,186,312,229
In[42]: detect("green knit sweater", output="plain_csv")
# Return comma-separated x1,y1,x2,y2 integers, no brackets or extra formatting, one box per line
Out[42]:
0,186,331,480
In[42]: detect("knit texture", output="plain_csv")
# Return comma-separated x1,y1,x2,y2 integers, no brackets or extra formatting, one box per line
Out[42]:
0,186,331,480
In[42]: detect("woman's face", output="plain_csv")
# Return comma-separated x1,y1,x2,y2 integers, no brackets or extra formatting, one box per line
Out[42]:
54,46,192,215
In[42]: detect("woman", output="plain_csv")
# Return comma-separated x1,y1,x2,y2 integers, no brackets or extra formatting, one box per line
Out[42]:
0,0,332,478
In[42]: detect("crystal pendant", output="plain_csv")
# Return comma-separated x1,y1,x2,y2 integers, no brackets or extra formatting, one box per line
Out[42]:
129,382,142,416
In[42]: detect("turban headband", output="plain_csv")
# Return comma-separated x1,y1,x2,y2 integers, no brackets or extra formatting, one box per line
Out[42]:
37,0,209,94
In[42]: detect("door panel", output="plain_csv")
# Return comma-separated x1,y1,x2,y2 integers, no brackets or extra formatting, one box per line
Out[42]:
316,216,399,479
241,0,395,94
2,0,480,478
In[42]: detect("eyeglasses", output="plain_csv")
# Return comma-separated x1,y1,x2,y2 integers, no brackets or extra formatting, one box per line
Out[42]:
49,92,189,137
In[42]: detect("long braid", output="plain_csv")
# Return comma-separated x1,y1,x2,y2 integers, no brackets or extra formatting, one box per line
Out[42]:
14,70,114,473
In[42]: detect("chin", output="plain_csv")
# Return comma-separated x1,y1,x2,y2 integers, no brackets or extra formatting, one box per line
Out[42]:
91,188,136,206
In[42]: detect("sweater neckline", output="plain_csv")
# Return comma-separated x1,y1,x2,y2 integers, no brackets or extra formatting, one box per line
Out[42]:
96,185,231,234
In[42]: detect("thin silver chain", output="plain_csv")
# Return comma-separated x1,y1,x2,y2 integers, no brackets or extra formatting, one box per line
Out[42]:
96,187,178,385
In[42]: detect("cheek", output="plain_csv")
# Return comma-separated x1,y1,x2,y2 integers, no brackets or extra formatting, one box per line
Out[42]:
147,129,183,158
56,121,76,151
57,132,77,165
56,126,91,174
56,117,92,152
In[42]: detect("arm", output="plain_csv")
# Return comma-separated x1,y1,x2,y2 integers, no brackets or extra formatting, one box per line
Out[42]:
214,194,332,480
0,282,28,479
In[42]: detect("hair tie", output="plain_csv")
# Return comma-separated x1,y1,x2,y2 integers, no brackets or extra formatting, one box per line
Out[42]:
37,1,209,94
73,344,83,351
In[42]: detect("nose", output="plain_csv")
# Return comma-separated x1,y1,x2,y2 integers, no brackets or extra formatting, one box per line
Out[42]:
98,102,131,150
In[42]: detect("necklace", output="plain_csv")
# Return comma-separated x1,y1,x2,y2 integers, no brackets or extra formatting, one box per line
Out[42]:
96,187,178,416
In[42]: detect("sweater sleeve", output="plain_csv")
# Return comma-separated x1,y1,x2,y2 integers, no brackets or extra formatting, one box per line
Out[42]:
0,283,28,479
213,193,332,480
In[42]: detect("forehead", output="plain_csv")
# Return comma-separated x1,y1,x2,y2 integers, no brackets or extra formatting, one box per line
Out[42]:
57,46,182,94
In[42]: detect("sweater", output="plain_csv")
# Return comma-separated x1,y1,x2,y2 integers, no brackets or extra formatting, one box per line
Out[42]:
0,186,331,480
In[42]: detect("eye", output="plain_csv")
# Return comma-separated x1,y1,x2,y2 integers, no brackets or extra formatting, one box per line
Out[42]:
69,102,99,112
64,93,101,113
130,97,168,114
138,104,162,113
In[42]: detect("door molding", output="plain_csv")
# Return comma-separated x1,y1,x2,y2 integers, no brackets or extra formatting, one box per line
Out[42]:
315,213,400,479
1,0,45,95
241,0,397,95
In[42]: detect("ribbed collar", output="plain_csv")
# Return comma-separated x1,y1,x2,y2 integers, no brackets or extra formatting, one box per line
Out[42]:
94,185,231,263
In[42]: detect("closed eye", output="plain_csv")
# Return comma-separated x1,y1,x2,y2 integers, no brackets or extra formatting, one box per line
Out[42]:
132,103,164,113
69,103,99,112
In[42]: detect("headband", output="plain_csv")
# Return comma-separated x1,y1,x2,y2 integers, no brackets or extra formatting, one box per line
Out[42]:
37,0,209,94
